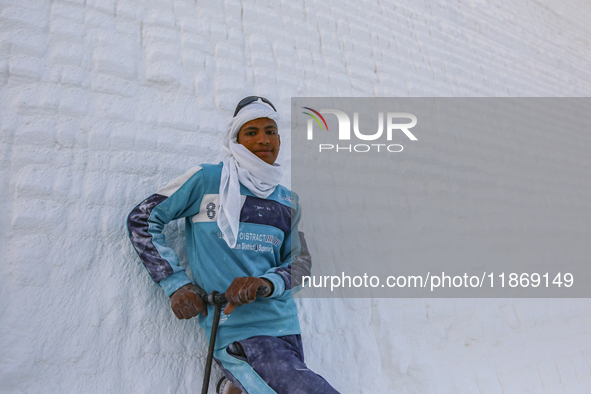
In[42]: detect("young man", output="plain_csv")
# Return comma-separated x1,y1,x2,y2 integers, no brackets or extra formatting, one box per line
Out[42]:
127,97,339,394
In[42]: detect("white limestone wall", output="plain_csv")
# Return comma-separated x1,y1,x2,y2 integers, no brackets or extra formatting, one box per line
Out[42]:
1,0,591,393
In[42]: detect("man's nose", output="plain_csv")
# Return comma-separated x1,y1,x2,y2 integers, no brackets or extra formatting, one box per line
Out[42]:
256,132,270,144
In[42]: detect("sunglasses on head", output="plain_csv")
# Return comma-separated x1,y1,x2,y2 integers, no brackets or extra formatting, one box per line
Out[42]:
233,96,277,117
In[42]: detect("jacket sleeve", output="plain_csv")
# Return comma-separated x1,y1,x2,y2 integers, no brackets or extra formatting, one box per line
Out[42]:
260,198,312,299
126,166,206,297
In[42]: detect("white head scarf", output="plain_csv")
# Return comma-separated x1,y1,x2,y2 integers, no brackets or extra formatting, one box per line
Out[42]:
218,100,282,248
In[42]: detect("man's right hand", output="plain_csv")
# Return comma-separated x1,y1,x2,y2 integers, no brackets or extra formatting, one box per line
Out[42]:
170,283,208,320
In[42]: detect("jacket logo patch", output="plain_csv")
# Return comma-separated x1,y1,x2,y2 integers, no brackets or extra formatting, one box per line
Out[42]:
192,194,220,223
193,194,246,223
206,202,216,219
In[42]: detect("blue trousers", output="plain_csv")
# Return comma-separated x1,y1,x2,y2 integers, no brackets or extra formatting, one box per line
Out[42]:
213,335,340,394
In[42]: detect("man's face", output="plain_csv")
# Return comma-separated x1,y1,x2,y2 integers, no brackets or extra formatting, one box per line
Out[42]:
236,118,281,165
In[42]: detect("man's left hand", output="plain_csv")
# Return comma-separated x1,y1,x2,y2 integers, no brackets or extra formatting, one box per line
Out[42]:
224,277,273,315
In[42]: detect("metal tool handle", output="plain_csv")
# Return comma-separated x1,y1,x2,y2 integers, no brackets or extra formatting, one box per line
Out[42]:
201,286,271,306
200,285,270,394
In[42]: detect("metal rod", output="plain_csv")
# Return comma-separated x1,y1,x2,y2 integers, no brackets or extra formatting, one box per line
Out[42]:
201,302,222,394
199,286,270,394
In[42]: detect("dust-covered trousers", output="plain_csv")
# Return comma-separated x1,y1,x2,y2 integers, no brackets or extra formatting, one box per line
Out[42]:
213,334,340,394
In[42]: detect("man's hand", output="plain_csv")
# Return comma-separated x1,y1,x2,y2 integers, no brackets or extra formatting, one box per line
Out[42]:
170,283,208,320
224,277,273,315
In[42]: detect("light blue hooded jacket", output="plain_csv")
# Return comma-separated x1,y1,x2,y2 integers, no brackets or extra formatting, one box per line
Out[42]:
127,163,311,349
